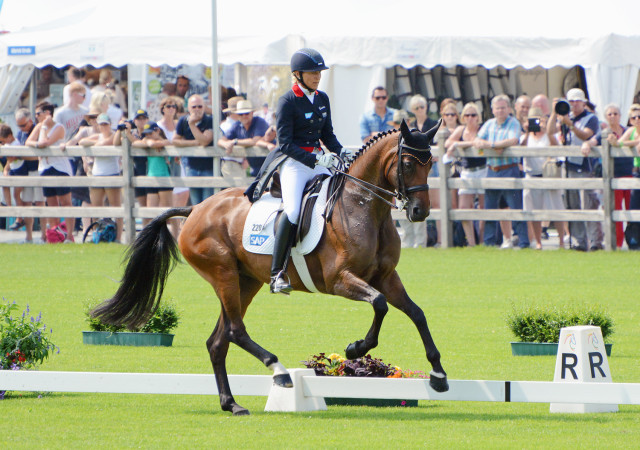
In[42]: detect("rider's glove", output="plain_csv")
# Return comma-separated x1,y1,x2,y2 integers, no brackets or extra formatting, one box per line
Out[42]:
316,153,338,168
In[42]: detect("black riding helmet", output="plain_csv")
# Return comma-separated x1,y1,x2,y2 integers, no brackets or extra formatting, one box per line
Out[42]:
290,48,329,73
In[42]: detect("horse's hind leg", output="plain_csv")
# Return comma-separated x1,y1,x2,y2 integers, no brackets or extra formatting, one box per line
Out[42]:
207,274,292,415
206,313,248,415
377,271,448,392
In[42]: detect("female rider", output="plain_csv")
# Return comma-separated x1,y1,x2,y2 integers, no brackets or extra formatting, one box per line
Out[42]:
269,48,344,294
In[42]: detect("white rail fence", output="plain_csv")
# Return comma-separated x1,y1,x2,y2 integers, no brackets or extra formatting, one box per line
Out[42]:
2,369,639,407
1,138,639,248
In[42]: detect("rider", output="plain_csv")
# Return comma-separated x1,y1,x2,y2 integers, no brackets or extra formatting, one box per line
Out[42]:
269,48,344,294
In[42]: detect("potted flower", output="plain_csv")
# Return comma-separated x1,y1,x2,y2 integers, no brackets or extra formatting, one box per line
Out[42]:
83,300,179,347
1,301,59,400
302,352,427,407
506,304,614,356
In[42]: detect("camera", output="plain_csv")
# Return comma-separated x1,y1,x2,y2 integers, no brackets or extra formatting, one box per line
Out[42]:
528,117,541,133
116,120,132,131
555,99,570,115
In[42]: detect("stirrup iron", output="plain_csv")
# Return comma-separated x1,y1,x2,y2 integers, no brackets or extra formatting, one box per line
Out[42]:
270,271,293,295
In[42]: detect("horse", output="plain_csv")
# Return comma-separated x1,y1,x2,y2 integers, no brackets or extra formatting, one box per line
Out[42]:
92,119,448,416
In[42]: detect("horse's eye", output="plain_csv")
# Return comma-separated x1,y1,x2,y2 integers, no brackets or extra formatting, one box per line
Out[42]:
403,160,413,171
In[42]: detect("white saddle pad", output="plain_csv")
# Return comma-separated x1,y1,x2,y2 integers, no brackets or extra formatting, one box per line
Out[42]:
242,178,329,256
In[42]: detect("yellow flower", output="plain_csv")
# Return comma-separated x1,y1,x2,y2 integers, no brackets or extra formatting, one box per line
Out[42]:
328,353,343,361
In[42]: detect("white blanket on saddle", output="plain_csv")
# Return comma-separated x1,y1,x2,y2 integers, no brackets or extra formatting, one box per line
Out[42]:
242,178,329,256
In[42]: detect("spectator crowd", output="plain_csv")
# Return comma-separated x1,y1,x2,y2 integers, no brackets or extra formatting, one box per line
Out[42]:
1,65,639,249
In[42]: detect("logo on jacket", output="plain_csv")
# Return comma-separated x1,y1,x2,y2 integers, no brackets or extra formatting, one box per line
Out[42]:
305,112,313,119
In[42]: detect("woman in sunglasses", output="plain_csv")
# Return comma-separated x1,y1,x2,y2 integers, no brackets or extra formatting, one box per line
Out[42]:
444,102,485,246
158,96,188,238
25,102,75,242
606,104,640,247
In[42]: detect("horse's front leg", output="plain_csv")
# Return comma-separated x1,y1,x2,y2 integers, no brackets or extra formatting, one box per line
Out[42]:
332,271,389,360
376,270,449,393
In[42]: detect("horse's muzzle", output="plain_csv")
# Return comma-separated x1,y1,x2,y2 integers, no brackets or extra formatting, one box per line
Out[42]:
407,204,429,222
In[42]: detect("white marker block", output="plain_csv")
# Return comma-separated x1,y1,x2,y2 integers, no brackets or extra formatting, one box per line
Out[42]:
550,325,618,413
264,369,327,412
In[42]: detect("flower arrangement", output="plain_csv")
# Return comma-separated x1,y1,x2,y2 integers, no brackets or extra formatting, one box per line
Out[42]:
84,300,179,334
302,352,427,379
0,300,59,400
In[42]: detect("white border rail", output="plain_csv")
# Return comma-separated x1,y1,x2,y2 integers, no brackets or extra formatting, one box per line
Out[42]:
2,370,639,405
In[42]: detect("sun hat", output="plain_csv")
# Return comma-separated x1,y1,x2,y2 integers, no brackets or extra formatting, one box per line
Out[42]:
223,96,244,114
567,88,587,102
235,100,255,115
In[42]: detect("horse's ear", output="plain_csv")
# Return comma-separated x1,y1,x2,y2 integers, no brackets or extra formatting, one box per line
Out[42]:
425,119,442,145
400,119,411,138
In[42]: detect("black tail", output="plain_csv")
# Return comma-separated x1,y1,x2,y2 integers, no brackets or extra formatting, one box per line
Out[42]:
91,207,192,329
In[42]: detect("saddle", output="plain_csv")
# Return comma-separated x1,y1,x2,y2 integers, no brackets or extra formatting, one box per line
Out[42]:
270,171,328,243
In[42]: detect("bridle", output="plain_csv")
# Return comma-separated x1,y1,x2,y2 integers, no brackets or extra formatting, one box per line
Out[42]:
330,133,432,211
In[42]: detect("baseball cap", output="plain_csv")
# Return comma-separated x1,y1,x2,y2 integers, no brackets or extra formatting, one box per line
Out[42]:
97,113,110,124
141,122,160,135
134,109,149,119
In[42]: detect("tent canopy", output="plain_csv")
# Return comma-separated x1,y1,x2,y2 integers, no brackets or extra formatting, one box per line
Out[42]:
1,0,639,144
0,0,638,68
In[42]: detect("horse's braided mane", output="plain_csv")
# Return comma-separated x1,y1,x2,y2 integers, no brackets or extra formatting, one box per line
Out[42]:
343,129,399,173
325,129,398,222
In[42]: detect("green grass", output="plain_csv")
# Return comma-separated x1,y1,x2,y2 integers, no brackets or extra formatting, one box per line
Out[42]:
1,244,639,448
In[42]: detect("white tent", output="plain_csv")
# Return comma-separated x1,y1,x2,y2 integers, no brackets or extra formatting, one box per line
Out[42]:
1,0,639,145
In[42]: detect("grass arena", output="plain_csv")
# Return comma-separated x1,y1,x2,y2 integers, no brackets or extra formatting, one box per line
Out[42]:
1,243,639,447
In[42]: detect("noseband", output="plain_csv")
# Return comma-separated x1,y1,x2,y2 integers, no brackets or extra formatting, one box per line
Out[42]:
390,134,432,210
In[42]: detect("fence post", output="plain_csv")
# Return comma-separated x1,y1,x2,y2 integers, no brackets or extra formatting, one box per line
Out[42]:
437,129,452,248
601,131,616,251
121,136,136,245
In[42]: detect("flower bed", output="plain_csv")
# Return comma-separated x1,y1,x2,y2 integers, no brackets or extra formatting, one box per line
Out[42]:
1,301,59,399
302,353,427,407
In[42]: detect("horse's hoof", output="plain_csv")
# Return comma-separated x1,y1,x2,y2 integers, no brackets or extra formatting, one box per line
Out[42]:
273,373,293,388
345,340,364,360
429,375,449,393
232,407,250,416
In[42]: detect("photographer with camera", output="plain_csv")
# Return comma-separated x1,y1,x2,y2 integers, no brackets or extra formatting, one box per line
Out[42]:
520,108,566,249
114,110,150,226
548,88,603,251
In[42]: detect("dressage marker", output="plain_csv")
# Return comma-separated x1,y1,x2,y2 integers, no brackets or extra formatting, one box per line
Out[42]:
2,369,639,412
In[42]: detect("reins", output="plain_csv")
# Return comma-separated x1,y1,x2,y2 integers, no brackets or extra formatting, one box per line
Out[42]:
329,166,404,210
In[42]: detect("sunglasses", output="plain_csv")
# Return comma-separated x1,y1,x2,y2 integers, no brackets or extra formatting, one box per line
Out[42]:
374,96,387,100
164,104,177,109
443,113,457,117
190,105,204,109
631,116,640,120
35,111,42,116
464,113,478,117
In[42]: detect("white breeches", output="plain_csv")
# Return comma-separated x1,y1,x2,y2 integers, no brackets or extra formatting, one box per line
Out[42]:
279,156,331,225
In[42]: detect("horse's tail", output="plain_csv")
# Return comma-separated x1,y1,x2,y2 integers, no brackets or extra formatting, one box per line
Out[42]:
91,207,193,329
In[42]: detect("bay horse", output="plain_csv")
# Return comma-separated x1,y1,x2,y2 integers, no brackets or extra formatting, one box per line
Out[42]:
92,120,448,415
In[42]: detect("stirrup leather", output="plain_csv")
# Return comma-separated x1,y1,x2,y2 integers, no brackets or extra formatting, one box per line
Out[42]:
270,271,293,294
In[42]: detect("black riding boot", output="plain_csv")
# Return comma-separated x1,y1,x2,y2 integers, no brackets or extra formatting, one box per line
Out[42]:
270,214,297,294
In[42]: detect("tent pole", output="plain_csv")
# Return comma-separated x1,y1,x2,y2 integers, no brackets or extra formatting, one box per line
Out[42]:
211,0,221,181
29,65,36,114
